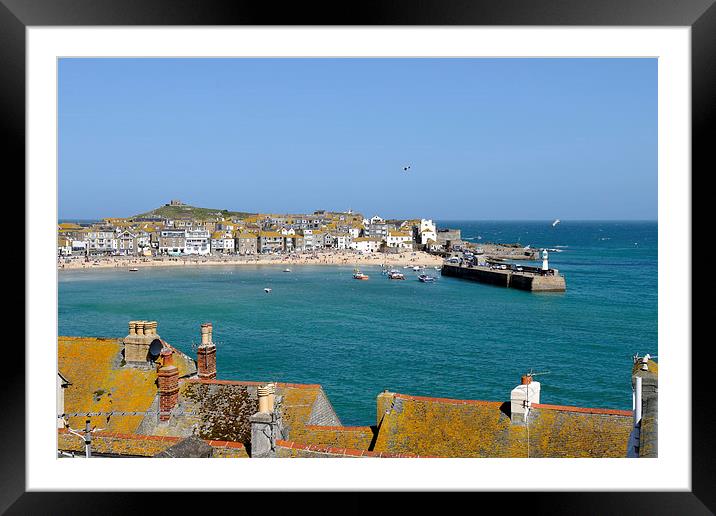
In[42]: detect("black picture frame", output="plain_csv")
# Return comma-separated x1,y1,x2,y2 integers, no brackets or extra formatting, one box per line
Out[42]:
5,0,709,512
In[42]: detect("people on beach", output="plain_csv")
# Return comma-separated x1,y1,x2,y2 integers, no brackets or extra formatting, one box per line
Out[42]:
58,249,443,270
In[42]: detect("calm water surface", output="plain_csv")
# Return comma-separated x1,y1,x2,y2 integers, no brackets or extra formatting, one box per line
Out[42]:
58,221,657,425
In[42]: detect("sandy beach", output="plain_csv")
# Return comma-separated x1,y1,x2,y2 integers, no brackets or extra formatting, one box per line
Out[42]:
58,250,444,271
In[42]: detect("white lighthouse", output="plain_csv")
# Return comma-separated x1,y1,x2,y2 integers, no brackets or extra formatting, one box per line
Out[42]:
542,249,549,271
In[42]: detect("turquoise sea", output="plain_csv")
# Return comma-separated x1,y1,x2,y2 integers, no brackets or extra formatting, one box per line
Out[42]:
58,221,657,425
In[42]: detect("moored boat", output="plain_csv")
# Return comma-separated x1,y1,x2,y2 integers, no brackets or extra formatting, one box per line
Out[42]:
418,274,436,282
388,270,405,280
353,268,369,280
129,267,139,272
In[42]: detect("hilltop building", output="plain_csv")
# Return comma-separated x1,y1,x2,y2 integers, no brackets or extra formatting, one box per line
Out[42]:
57,321,656,458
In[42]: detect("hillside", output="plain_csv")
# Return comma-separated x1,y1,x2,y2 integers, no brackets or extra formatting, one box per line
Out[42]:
133,203,255,221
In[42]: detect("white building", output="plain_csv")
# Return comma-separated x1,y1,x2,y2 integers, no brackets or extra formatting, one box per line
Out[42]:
418,219,437,246
348,226,362,239
116,230,138,256
349,237,382,253
86,229,117,254
135,231,152,255
386,230,413,249
57,236,72,257
185,229,211,255
71,240,88,254
328,232,351,250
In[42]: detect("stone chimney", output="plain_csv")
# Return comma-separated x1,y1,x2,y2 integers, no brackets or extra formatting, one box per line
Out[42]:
124,320,161,365
157,348,179,421
197,323,217,380
510,375,541,424
250,384,278,457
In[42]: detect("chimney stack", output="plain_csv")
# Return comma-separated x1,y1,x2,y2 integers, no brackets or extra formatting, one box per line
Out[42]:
197,323,217,380
510,375,541,424
250,384,279,457
124,320,161,364
158,348,179,421
267,383,276,410
257,384,274,414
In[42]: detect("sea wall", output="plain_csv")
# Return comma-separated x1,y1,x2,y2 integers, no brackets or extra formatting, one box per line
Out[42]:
441,264,566,292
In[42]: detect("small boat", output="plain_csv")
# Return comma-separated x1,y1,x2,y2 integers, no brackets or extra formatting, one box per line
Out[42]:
388,270,405,280
412,266,421,271
418,274,436,283
353,268,369,280
552,219,561,227
434,266,441,270
264,288,272,293
129,267,139,272
283,268,291,272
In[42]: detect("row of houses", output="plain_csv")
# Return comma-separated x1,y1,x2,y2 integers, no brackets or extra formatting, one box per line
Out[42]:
58,206,444,257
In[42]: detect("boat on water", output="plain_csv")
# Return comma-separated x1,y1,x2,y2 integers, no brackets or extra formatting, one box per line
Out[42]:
283,268,291,272
552,219,561,227
418,274,436,283
264,288,272,293
129,268,139,272
412,266,421,271
388,270,405,280
353,268,369,280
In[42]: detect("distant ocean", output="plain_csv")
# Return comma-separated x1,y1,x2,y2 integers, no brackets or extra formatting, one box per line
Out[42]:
58,221,657,425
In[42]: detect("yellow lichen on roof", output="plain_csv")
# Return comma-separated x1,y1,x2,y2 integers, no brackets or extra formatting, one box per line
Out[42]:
279,386,320,433
58,431,176,457
372,393,632,458
58,336,197,434
59,337,158,434
58,222,82,230
289,425,375,450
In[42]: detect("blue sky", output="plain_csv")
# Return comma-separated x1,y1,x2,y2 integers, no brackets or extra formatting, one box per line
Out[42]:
59,58,657,220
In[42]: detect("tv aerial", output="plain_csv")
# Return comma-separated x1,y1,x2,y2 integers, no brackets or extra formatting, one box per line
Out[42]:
525,368,550,379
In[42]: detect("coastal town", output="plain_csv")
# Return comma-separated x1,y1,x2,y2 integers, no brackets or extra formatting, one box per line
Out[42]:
57,200,538,270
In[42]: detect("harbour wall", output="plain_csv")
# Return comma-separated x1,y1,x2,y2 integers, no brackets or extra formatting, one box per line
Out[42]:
441,264,566,292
